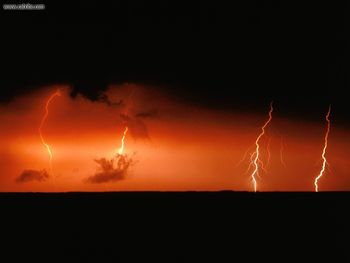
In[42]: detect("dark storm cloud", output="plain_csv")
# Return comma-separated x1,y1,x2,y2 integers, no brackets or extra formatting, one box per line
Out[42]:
135,109,158,119
85,155,133,184
16,169,49,183
1,2,349,125
98,93,123,107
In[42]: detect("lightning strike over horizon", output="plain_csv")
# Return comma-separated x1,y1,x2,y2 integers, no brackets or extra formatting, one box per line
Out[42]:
314,105,331,192
117,126,129,156
39,89,61,174
249,102,274,192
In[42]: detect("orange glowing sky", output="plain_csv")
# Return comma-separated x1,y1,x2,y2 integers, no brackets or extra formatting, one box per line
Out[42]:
0,84,349,192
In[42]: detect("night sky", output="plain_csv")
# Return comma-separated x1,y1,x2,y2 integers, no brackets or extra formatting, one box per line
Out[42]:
1,4,350,260
1,1,349,125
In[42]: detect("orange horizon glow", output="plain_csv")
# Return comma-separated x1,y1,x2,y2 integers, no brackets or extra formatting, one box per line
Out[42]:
0,85,349,192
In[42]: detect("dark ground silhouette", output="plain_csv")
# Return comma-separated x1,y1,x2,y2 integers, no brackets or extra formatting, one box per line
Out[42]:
0,192,349,261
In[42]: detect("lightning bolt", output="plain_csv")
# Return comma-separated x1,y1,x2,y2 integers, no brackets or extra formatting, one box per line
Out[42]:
117,126,128,155
314,105,331,192
39,89,61,174
249,102,274,192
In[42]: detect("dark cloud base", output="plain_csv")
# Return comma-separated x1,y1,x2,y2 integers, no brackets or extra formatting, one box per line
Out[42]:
1,2,348,125
16,169,49,183
85,155,133,184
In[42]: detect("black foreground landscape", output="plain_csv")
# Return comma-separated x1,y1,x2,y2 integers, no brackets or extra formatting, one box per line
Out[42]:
1,192,349,261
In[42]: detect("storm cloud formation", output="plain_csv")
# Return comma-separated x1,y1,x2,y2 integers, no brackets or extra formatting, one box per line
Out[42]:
85,155,133,184
1,2,349,125
16,169,49,183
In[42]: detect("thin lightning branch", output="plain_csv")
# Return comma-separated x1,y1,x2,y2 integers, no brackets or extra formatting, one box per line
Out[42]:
314,105,331,192
237,144,255,167
258,159,268,174
39,89,61,174
244,152,255,175
250,102,274,192
280,137,286,167
265,137,272,169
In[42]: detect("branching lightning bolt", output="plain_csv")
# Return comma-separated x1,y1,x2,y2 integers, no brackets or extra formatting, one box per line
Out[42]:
314,105,331,192
39,89,61,174
249,102,274,192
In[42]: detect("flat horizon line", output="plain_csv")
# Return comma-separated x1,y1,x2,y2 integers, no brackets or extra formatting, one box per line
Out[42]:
1,190,349,194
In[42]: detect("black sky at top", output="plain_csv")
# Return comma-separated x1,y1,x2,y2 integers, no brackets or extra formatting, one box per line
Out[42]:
1,1,349,125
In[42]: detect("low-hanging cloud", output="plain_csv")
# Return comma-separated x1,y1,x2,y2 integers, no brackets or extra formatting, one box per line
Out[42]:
135,109,158,119
98,93,123,107
85,155,133,184
16,169,49,183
